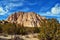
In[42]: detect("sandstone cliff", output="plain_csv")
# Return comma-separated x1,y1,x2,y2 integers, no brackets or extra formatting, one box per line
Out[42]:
7,12,45,27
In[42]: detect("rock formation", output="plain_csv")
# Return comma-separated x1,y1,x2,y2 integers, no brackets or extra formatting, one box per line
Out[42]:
7,12,45,27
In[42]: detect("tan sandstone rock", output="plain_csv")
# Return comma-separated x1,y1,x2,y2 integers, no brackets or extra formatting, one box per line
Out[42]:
7,12,45,27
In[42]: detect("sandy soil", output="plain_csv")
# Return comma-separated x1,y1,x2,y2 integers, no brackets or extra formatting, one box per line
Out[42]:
0,33,39,40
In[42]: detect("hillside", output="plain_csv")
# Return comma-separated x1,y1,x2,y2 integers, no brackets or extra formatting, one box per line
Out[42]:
7,12,45,27
0,12,60,40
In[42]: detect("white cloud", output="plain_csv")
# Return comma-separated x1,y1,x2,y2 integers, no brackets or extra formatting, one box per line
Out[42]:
10,0,24,1
4,2,24,10
40,12,60,17
39,3,60,22
0,7,8,15
9,3,23,7
39,3,60,16
51,3,60,14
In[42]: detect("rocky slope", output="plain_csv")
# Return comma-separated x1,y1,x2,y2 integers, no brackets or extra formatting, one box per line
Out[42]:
7,12,45,27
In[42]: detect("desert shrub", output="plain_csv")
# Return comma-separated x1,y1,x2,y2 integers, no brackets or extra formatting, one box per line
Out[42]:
38,18,60,40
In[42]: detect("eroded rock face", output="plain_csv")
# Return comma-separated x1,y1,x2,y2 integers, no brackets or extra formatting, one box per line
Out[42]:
7,12,45,27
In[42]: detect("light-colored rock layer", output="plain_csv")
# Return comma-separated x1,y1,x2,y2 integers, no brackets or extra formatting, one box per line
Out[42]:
7,12,45,27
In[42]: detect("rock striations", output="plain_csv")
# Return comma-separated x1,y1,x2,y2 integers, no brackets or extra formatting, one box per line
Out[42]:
7,12,45,27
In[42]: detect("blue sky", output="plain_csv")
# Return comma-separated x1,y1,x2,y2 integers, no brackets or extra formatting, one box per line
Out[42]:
0,0,60,22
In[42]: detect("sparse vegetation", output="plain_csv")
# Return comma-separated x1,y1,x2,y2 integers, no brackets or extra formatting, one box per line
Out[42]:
0,21,40,35
0,18,60,40
38,18,60,40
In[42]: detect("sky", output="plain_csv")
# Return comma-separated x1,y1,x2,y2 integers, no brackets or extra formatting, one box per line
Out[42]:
0,0,60,22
